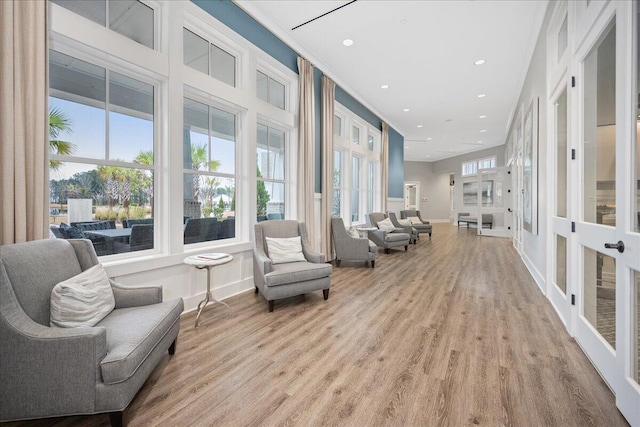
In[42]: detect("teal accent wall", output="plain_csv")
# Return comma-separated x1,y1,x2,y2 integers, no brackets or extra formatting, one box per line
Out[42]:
191,0,404,198
388,127,404,199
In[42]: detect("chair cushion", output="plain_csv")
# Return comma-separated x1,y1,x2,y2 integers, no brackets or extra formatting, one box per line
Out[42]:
266,236,306,264
97,298,183,385
368,240,377,252
385,232,410,243
265,261,332,287
50,264,115,328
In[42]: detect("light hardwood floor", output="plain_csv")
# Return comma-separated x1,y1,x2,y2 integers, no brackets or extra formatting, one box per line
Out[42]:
5,223,629,426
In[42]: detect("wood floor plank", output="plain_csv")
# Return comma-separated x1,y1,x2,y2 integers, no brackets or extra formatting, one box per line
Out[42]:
3,224,629,427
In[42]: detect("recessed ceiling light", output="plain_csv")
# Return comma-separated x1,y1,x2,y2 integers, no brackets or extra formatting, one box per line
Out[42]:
477,140,483,144
474,59,486,65
380,84,389,89
403,108,410,112
480,129,487,133
446,119,453,122
479,115,487,119
342,39,354,46
400,18,408,24
426,155,431,158
417,125,423,128
477,94,486,98
427,137,432,141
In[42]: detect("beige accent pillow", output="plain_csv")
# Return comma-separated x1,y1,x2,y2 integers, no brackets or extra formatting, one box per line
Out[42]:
408,216,422,225
50,264,115,328
377,217,396,232
266,236,306,264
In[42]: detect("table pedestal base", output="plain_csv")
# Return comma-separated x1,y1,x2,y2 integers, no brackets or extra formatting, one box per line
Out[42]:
194,265,231,329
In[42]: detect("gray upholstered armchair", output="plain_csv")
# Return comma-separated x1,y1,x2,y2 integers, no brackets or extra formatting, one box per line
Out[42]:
388,212,418,244
253,220,332,312
400,209,433,239
331,217,377,268
0,239,183,425
366,212,411,254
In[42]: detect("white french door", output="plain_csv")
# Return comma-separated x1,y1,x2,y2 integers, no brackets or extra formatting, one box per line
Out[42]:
571,1,640,424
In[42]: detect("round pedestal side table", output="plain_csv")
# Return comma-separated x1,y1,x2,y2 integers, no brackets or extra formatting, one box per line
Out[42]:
184,253,233,328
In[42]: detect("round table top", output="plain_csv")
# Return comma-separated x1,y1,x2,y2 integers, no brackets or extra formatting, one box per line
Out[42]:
184,253,233,267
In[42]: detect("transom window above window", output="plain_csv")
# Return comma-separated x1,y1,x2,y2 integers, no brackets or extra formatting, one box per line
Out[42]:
462,156,497,176
52,0,155,49
333,115,342,136
184,28,236,87
257,71,285,110
352,126,360,145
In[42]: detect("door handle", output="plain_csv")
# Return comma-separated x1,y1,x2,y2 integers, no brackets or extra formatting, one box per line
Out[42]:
604,241,625,253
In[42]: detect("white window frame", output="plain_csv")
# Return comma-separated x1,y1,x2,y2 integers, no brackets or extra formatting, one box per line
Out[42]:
334,103,382,225
256,120,290,219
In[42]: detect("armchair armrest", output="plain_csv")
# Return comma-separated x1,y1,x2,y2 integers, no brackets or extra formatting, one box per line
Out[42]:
367,229,387,246
253,249,273,276
1,309,106,417
109,280,162,308
341,237,371,258
303,247,325,263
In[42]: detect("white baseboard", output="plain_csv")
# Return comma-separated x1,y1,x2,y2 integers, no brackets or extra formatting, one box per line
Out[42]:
521,252,546,295
183,277,254,313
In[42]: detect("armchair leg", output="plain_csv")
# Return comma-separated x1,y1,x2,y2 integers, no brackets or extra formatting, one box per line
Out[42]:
109,408,129,427
168,338,177,355
385,248,390,254
255,286,259,294
371,260,375,268
429,233,432,239
268,300,274,312
336,259,341,267
405,245,408,251
323,289,329,300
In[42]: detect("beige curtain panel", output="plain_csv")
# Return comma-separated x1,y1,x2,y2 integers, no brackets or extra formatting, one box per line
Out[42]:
381,122,389,213
296,57,316,247
321,75,336,261
0,0,49,245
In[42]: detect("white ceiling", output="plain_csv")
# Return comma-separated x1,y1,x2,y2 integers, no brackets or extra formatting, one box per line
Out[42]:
237,0,548,162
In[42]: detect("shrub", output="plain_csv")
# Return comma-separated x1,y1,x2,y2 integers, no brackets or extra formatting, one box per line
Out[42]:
117,207,129,222
95,207,109,220
129,205,146,219
201,205,213,218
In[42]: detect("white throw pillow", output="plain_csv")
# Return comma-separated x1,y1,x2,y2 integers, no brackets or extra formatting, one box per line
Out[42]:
408,216,422,225
398,218,412,227
50,264,115,328
347,227,360,238
377,218,396,232
266,236,306,264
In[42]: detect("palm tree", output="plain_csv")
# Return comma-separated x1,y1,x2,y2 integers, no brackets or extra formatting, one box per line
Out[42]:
190,144,220,201
49,107,76,170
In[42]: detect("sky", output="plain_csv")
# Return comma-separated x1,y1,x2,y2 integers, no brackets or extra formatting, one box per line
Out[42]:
50,96,236,180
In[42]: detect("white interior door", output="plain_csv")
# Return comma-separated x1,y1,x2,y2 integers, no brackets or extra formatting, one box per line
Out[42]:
573,3,640,423
404,182,419,210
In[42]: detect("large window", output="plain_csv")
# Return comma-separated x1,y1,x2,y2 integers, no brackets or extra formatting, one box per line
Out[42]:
333,150,342,216
257,124,286,220
49,50,156,256
183,97,236,244
52,0,155,49
333,105,381,224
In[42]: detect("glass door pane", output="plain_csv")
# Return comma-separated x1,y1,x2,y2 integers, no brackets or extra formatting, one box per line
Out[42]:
556,235,567,294
583,23,616,226
557,89,568,217
634,270,640,384
583,246,616,349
